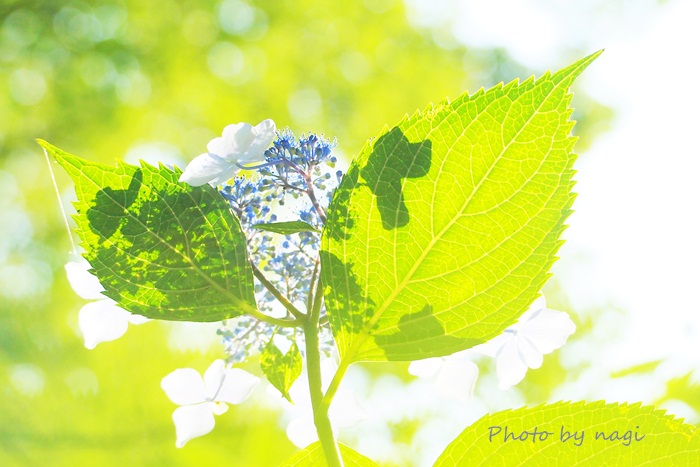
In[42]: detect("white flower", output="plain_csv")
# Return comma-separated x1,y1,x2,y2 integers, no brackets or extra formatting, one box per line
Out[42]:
64,258,148,349
474,296,576,389
277,356,367,448
179,119,276,186
408,351,479,402
161,359,259,448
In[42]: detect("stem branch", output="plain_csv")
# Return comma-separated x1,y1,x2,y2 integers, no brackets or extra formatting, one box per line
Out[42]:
245,306,298,328
320,357,350,414
251,262,306,320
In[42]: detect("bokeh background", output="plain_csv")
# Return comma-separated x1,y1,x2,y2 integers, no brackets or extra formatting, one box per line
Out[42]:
2,0,698,465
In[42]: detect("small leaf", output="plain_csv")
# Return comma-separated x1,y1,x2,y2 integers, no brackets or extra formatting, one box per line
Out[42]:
41,141,255,321
252,221,319,234
322,52,601,362
434,401,700,466
280,441,379,467
260,339,302,402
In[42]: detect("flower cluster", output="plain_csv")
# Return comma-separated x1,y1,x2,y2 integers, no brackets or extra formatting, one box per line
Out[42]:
216,128,340,364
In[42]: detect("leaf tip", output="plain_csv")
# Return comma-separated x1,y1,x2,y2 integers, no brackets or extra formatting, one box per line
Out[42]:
553,50,604,84
36,138,58,157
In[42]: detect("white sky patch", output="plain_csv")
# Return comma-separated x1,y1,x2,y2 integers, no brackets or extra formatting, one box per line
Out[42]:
557,0,700,372
165,321,222,353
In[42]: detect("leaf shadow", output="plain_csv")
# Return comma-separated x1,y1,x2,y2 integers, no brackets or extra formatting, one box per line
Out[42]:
373,304,478,361
360,127,432,230
87,168,142,239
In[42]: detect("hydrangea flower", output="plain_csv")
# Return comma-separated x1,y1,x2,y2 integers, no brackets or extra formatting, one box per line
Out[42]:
179,119,276,187
161,359,259,447
408,351,479,402
64,258,148,349
474,296,576,389
217,130,340,365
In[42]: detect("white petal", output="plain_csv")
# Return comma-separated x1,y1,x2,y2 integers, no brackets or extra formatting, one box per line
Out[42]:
527,296,547,314
519,309,576,354
78,300,130,349
211,401,229,416
206,136,226,156
215,123,256,158
516,336,544,369
172,403,216,448
329,390,367,428
178,153,235,187
286,413,318,448
495,340,529,389
204,360,259,404
513,296,547,324
202,359,226,399
65,260,104,299
161,368,207,405
435,359,479,401
127,313,149,325
408,358,443,379
216,368,259,405
239,119,276,163
473,333,512,358
208,163,239,187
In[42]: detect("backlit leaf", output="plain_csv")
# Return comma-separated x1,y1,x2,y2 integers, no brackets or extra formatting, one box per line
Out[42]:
434,401,700,466
322,52,601,361
252,221,319,234
42,141,255,322
260,339,302,402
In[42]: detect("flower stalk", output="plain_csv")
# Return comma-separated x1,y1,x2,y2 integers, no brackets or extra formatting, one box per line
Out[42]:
303,275,343,466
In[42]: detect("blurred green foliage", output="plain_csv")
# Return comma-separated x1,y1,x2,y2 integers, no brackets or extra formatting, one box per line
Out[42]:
1,0,620,465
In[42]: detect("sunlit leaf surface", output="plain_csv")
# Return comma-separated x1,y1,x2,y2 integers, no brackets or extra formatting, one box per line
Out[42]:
322,52,601,362
434,401,700,466
260,340,302,402
43,141,255,322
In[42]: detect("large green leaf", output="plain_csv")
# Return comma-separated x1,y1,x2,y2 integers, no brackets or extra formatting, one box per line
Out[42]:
42,141,255,321
434,401,700,466
280,441,378,467
321,52,601,362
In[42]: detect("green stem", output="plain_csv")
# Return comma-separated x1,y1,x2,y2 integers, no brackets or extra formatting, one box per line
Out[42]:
246,306,299,328
251,262,306,320
302,276,343,466
320,356,351,414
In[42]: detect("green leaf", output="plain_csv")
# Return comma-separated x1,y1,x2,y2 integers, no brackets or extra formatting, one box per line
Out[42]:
252,221,320,234
41,141,255,322
321,51,601,362
280,441,379,466
433,401,700,466
260,339,302,402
